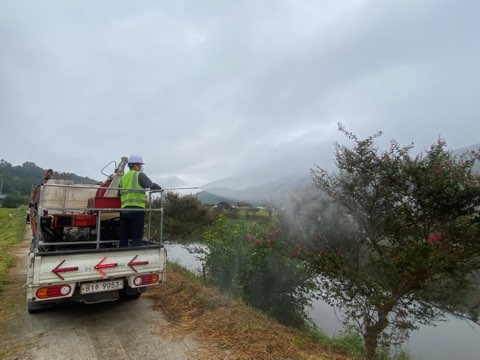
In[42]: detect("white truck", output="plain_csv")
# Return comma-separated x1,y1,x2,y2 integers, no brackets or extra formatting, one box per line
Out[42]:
26,157,166,313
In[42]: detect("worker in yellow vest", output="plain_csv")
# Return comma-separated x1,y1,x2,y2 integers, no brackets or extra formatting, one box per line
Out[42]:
119,154,162,247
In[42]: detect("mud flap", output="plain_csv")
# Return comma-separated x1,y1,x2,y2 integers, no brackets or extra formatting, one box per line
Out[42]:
120,285,145,300
27,300,56,314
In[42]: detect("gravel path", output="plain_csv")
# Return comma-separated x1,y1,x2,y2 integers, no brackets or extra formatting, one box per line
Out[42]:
0,226,203,360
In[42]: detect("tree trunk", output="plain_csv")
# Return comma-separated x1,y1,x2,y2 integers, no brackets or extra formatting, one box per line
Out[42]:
364,331,379,360
363,305,392,359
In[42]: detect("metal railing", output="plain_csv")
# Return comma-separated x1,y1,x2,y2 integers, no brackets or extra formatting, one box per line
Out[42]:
33,183,164,251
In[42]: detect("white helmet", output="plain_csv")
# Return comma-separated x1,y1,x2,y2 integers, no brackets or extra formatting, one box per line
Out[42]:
127,154,144,164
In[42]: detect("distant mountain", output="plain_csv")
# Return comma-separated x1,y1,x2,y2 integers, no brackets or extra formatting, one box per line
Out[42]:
196,140,335,205
451,143,480,173
197,191,235,205
198,142,480,206
0,159,97,197
451,143,480,157
452,143,480,152
198,173,311,206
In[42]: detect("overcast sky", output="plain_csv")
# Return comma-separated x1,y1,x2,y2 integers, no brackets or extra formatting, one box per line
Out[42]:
1,0,479,187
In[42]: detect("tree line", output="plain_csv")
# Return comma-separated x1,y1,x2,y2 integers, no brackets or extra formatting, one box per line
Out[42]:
0,159,97,207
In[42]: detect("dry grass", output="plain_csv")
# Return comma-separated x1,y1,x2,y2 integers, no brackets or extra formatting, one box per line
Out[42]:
144,264,354,360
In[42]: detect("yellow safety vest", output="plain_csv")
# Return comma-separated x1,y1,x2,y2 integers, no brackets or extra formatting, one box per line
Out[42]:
119,170,146,208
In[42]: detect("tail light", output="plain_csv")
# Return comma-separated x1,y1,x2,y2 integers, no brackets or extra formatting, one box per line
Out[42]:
36,285,72,299
133,274,159,286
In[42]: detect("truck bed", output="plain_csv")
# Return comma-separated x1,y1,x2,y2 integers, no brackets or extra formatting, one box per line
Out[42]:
26,171,166,312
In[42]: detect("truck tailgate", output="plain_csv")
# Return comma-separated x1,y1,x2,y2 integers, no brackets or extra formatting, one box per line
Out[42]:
31,246,166,285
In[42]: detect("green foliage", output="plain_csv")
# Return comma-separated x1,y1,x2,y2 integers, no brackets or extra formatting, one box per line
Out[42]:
315,324,413,359
302,125,480,358
211,205,277,224
0,207,27,291
151,191,215,240
0,160,43,195
202,214,316,327
2,193,30,208
0,159,98,197
330,326,366,358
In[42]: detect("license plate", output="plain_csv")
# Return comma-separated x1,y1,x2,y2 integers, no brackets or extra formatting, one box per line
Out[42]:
80,280,124,294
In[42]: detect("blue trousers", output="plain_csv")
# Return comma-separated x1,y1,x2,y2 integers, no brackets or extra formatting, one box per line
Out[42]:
119,209,145,247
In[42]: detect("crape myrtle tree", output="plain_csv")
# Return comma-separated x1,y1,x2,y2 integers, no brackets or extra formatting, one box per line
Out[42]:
304,125,480,358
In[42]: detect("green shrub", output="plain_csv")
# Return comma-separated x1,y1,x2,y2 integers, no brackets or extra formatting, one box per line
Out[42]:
2,193,29,208
151,191,215,240
202,214,316,327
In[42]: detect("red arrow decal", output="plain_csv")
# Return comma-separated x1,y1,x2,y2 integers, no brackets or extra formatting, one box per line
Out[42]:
94,257,118,276
128,255,149,272
52,259,79,280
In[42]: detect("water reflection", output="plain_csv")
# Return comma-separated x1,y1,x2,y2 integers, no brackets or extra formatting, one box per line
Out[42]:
406,317,480,360
166,242,480,360
307,297,344,336
165,242,205,274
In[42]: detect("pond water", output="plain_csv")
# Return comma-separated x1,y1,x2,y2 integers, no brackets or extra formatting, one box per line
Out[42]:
165,243,480,360
165,242,206,274
307,298,480,360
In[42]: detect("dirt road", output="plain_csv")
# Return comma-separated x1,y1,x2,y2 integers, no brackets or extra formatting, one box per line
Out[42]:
0,227,203,360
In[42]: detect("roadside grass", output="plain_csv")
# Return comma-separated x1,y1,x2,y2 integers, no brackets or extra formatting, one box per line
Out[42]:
145,262,358,360
0,206,27,292
301,327,366,359
152,262,413,360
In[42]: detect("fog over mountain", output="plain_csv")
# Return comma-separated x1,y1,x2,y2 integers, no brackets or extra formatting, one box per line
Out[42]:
199,142,480,205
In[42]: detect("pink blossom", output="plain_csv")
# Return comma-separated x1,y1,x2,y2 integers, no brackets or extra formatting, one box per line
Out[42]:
246,233,254,241
256,239,263,246
269,230,279,241
289,247,302,258
428,232,442,246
